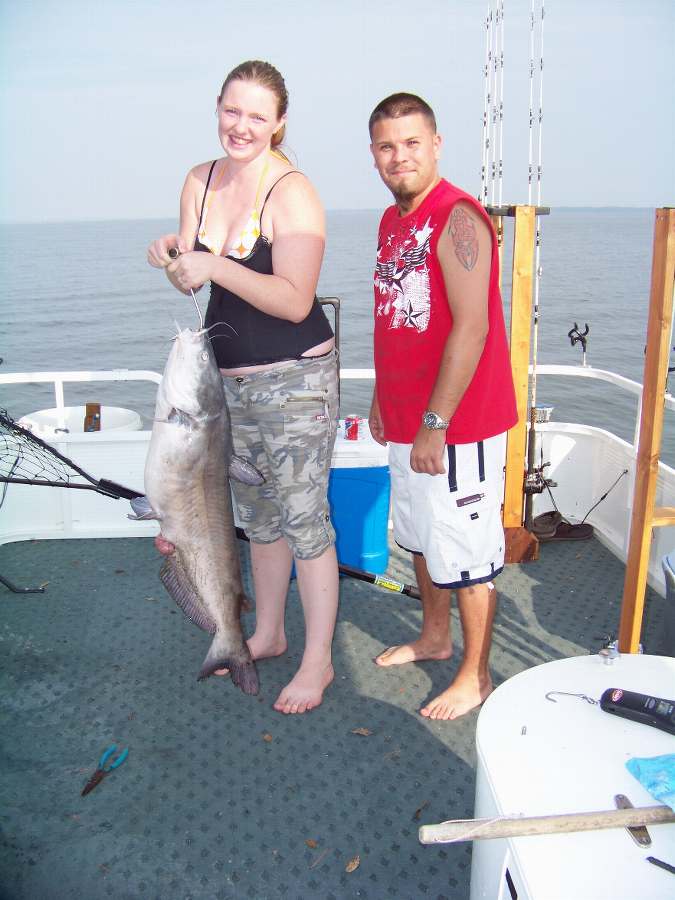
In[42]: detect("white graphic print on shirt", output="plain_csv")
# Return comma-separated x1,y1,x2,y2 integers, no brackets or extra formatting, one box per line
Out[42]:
374,217,434,332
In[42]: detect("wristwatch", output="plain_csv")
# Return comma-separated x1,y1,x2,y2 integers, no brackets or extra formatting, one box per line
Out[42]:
423,411,450,430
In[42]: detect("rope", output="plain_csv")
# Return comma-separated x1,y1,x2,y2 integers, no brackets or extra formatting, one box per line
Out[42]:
543,468,628,526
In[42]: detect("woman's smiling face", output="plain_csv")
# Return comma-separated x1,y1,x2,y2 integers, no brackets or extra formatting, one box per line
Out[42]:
216,79,285,161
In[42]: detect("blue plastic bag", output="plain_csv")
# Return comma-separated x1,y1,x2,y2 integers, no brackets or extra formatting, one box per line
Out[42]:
625,754,675,811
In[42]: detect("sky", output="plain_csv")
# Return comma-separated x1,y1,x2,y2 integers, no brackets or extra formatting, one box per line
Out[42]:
0,0,673,223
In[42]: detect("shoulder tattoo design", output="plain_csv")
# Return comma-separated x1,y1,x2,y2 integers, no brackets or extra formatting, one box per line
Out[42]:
449,207,479,271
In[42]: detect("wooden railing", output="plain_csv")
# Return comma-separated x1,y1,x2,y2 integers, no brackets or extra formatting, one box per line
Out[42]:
619,208,675,652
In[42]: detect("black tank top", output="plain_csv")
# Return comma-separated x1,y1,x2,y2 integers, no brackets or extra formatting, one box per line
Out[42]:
195,161,333,368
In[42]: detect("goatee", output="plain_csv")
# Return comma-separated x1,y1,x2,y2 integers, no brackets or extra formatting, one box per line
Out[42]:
392,187,418,210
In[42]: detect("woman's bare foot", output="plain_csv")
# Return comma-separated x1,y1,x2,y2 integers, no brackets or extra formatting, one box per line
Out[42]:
374,639,452,667
419,671,493,720
272,662,334,714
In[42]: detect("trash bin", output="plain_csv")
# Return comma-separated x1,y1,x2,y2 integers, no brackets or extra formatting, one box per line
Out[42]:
19,406,143,438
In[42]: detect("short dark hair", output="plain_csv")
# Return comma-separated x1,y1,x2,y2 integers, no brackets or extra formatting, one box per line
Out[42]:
368,93,437,137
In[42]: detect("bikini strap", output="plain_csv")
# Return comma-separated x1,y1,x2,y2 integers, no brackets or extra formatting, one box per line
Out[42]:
197,160,218,230
259,171,305,220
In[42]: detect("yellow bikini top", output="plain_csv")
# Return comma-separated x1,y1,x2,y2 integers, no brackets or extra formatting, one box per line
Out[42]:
197,156,269,259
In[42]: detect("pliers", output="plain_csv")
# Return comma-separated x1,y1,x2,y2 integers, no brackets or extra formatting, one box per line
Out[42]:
81,744,129,796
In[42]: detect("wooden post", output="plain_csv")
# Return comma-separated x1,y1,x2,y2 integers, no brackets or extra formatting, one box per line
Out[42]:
490,213,505,290
503,206,539,561
619,208,675,652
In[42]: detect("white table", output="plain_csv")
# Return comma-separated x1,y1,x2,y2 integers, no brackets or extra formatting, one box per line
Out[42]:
470,654,675,900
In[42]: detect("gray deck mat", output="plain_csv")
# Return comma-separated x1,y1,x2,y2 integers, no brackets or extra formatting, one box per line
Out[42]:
0,534,669,900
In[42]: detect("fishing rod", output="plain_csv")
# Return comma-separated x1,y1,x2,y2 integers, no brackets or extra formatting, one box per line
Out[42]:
0,409,420,600
167,247,203,328
523,0,546,532
232,525,419,599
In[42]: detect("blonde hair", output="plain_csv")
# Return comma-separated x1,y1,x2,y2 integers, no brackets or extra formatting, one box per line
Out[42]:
219,60,289,158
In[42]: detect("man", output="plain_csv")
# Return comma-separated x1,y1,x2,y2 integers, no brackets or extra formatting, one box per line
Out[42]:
368,93,517,720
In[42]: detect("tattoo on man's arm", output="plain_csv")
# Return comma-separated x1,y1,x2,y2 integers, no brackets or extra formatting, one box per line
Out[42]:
449,207,479,271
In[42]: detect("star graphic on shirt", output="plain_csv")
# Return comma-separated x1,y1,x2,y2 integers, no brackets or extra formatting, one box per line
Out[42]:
414,218,434,248
386,234,393,246
403,300,426,327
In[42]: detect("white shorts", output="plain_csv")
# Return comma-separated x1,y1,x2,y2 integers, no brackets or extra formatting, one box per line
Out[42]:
388,432,507,589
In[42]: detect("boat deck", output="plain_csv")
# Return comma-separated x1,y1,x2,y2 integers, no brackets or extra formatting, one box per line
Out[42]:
0,533,668,900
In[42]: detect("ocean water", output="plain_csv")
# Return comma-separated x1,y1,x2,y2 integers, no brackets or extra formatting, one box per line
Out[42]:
1,208,673,466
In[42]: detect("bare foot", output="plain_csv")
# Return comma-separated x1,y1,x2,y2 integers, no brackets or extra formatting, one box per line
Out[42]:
214,633,287,676
374,640,452,667
272,663,334,714
420,671,493,720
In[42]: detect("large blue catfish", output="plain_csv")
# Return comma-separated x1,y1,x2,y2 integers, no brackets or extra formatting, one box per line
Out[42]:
131,327,260,695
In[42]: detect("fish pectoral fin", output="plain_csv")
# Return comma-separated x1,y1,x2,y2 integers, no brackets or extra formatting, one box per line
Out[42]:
167,407,194,428
229,455,265,485
128,495,160,521
159,556,217,634
198,634,259,695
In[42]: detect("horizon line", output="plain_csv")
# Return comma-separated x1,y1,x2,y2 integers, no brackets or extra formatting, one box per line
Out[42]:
0,205,663,226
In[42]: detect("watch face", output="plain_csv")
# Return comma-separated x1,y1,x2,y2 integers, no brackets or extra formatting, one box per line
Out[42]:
424,412,446,429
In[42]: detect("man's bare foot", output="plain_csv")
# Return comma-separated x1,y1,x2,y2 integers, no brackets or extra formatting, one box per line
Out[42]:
374,640,452,667
420,671,493,720
214,633,287,676
272,663,334,714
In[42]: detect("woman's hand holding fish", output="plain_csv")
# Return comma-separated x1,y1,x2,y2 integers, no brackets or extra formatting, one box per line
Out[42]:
147,234,188,268
167,251,214,294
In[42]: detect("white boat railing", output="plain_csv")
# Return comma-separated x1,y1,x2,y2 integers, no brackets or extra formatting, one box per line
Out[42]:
343,362,675,457
3,362,673,426
0,369,162,415
532,363,675,451
1,364,674,594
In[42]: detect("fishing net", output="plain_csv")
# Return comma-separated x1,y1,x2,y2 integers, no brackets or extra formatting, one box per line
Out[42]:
0,408,140,500
0,409,421,598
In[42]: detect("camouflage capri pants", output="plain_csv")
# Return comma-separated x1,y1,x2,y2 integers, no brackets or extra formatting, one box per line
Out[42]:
222,350,339,560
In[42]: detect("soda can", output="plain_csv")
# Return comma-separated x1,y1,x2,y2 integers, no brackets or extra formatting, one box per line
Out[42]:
345,415,360,440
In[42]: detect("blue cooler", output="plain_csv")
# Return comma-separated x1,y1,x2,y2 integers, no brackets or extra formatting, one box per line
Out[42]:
328,419,390,574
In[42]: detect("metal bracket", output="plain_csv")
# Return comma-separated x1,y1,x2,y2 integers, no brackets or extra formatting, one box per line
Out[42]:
615,794,651,847
485,205,551,217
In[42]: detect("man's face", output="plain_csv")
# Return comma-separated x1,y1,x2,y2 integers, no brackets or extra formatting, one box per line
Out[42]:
370,113,441,206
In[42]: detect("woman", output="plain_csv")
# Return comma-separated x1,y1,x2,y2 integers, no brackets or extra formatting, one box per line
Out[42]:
147,60,338,715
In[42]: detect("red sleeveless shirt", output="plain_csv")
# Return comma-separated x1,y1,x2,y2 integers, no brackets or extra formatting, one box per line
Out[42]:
373,178,517,444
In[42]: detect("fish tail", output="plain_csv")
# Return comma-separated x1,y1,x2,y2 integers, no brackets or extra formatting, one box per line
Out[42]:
198,635,260,695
